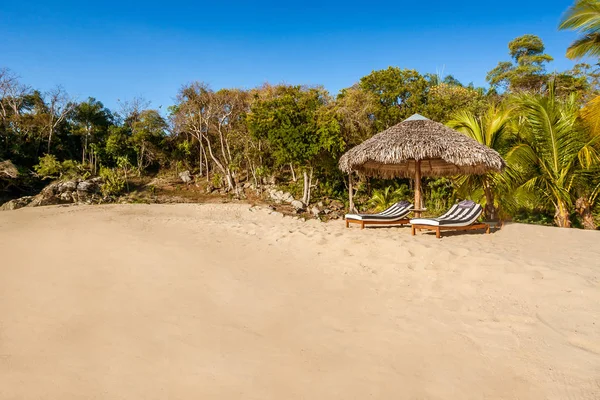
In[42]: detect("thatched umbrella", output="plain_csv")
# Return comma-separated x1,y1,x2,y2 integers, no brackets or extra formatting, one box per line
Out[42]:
339,114,506,211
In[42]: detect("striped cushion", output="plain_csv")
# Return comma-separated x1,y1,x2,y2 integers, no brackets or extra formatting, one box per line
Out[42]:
345,201,413,222
410,202,483,227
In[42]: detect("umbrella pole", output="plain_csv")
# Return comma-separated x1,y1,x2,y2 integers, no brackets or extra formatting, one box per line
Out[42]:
414,160,422,209
348,172,355,213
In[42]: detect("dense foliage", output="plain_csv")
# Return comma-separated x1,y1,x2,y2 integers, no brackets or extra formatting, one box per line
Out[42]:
2,4,600,229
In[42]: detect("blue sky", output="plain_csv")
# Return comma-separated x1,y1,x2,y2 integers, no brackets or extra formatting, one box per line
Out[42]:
0,0,583,111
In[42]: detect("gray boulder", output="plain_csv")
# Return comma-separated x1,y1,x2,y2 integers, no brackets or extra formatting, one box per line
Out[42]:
291,200,305,210
0,196,34,211
179,170,192,184
77,180,97,192
57,180,77,193
59,191,73,201
268,188,295,204
281,192,294,203
329,200,344,210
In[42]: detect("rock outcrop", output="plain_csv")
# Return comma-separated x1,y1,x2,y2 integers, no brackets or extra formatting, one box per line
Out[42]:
267,188,295,204
0,177,103,211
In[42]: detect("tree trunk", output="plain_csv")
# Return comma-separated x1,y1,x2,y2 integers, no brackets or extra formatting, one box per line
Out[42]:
225,171,235,192
47,126,53,154
202,134,231,190
290,163,297,182
249,161,258,188
302,169,309,205
123,166,129,193
483,180,496,221
138,144,145,177
198,142,204,177
306,168,314,205
204,141,210,183
82,132,89,165
554,201,571,228
575,197,597,230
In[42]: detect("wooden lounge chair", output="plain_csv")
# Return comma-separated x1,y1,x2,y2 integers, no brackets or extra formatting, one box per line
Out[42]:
410,200,489,238
345,201,414,229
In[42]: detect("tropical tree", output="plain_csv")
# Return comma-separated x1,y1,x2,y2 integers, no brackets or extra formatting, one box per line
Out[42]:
247,85,343,205
332,85,377,149
507,84,600,227
448,106,514,220
426,83,488,123
71,97,112,170
173,83,253,192
575,99,600,228
559,0,600,60
41,86,75,154
486,35,553,93
0,160,18,191
130,109,167,174
359,67,429,130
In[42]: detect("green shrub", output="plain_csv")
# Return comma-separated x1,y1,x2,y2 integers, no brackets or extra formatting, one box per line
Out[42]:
34,155,90,180
99,167,126,197
60,160,90,180
512,208,554,226
34,154,62,180
255,166,269,179
211,173,222,188
425,178,455,214
368,185,410,212
275,180,301,199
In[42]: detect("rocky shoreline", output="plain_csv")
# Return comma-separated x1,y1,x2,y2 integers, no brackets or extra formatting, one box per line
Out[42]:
0,177,346,220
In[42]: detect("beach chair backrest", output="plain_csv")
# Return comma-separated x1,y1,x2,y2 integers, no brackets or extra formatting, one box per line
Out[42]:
439,200,481,221
379,201,412,216
396,200,412,209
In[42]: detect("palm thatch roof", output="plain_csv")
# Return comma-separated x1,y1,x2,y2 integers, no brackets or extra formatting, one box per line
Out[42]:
0,160,18,180
339,114,506,178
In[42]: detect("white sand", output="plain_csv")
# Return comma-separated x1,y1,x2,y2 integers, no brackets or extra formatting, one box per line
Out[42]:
0,204,599,399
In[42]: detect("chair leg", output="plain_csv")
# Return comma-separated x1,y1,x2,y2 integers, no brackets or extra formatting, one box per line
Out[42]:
361,221,365,230
435,227,441,239
486,224,490,234
411,225,416,236
345,220,349,228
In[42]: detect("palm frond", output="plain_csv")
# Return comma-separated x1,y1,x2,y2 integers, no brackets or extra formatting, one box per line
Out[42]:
367,186,409,212
559,0,600,32
567,33,600,59
559,0,600,59
580,95,600,136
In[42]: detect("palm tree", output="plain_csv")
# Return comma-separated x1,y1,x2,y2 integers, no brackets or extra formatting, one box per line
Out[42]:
447,106,514,220
574,101,600,228
507,84,600,227
71,98,111,169
367,185,410,212
559,0,600,60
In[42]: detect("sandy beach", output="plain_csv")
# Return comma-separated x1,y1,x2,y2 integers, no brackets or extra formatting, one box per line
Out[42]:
0,204,599,399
